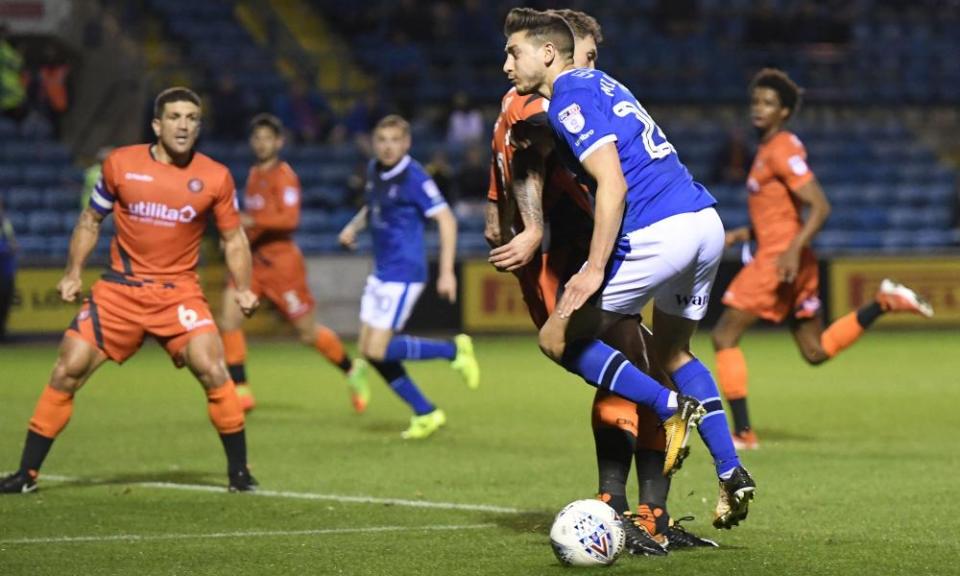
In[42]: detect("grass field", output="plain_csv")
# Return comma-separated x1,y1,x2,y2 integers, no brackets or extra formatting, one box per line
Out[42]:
1,331,959,575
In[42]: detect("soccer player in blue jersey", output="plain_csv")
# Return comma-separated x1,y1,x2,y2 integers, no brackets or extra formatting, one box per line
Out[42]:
338,114,479,439
502,8,754,529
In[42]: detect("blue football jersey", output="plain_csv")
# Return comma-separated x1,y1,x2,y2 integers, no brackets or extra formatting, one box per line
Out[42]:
365,155,449,283
548,68,716,233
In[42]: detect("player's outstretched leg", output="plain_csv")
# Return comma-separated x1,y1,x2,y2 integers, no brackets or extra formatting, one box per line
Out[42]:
294,313,370,413
712,307,759,450
368,360,445,439
221,328,255,412
183,332,256,492
539,310,703,476
380,333,480,390
1,336,107,494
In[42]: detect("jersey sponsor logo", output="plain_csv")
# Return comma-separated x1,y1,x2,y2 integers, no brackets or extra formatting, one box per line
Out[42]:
282,186,299,206
188,178,204,193
246,193,266,210
558,103,585,134
675,294,708,307
574,129,595,147
388,185,399,198
787,155,809,176
124,172,154,182
422,180,441,200
128,201,198,227
177,304,213,331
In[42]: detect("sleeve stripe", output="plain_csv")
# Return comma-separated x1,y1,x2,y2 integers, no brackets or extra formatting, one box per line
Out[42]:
93,179,115,201
578,134,618,162
90,189,114,210
424,203,449,217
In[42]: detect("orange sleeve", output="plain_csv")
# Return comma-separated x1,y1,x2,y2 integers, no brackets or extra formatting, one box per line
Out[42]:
769,137,815,192
251,170,300,233
213,170,241,232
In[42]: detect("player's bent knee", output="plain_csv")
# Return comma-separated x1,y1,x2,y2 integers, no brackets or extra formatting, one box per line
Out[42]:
538,327,565,363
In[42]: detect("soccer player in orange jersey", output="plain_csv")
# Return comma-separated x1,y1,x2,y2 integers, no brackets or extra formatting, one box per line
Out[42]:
219,113,370,414
712,69,934,450
486,10,715,552
0,87,261,494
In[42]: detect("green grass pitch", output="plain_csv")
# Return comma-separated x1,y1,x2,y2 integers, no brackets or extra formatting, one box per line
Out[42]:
1,331,959,575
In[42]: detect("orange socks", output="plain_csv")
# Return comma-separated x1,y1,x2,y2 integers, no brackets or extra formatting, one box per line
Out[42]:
206,380,245,434
715,347,748,400
28,386,74,438
592,391,639,436
315,325,347,365
820,312,865,358
221,329,247,366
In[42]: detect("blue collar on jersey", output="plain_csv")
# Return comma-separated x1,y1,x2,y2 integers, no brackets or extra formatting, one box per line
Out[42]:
380,155,411,180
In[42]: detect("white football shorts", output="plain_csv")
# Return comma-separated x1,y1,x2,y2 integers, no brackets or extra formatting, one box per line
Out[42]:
599,207,724,321
359,275,425,331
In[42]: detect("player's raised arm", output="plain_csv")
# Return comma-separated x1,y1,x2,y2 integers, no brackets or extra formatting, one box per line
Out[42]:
489,144,546,272
338,206,368,250
58,207,105,303
556,142,626,318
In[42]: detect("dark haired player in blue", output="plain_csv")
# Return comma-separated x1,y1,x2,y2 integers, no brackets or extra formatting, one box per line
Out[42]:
338,114,479,440
502,8,754,529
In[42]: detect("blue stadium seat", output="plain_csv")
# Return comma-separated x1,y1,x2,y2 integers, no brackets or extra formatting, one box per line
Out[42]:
28,211,65,234
5,186,42,210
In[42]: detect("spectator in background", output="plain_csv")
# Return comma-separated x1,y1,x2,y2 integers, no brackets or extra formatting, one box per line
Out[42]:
344,91,387,137
453,144,489,204
273,79,328,144
426,150,455,198
0,197,17,342
212,73,252,140
711,127,751,184
446,91,484,146
0,24,27,122
38,43,70,137
81,146,114,210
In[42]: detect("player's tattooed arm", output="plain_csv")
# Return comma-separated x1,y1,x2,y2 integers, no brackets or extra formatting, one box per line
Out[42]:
484,200,502,248
338,206,368,250
222,226,259,316
778,178,831,282
488,146,545,272
58,207,105,302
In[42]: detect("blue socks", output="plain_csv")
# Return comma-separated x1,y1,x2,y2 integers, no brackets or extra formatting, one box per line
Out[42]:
672,359,741,477
384,336,457,362
561,339,675,421
369,360,435,416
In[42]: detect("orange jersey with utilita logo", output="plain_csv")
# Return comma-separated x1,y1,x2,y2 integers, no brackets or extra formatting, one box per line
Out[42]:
746,131,815,255
90,144,240,281
243,160,301,252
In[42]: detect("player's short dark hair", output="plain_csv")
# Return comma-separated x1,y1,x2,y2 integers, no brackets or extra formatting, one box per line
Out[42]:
249,113,284,136
153,87,201,119
550,9,603,44
503,8,575,62
374,114,410,136
750,68,803,118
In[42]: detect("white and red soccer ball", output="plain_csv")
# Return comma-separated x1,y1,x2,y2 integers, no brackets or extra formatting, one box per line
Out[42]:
549,499,625,567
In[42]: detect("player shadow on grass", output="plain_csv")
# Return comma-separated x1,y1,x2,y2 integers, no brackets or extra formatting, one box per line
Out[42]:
54,470,222,490
486,510,554,535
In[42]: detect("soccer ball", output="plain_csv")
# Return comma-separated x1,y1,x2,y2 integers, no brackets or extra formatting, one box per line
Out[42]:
549,499,625,567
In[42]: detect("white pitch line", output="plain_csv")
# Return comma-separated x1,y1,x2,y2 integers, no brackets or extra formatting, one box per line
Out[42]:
0,523,498,545
12,473,524,515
